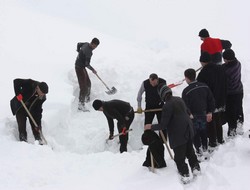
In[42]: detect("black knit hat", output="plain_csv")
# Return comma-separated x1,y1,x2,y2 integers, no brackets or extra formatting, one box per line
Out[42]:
92,99,103,110
38,82,49,94
223,49,236,60
199,29,210,38
200,52,211,63
157,84,172,100
91,38,100,46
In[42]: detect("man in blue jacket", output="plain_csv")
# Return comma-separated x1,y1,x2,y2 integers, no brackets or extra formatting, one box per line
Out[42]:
182,68,215,156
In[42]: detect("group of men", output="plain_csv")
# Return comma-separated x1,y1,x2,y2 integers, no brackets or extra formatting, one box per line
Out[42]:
10,29,244,182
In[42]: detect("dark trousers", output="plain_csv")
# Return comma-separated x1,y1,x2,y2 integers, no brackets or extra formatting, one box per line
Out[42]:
145,104,167,141
192,115,207,150
226,93,244,134
144,111,162,125
16,108,41,141
75,66,91,104
141,130,166,168
117,109,134,153
173,140,199,176
207,112,224,146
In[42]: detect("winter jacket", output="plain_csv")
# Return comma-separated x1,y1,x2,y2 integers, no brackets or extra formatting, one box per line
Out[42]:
151,96,194,149
222,59,243,95
197,63,227,110
75,42,94,71
201,37,232,64
182,81,215,115
10,79,46,124
137,78,166,108
102,100,133,134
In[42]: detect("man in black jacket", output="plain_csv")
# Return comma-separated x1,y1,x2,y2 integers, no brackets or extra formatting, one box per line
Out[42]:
197,52,227,148
10,79,49,143
75,38,100,111
222,49,244,136
145,84,200,182
92,99,134,153
182,68,215,155
136,73,166,125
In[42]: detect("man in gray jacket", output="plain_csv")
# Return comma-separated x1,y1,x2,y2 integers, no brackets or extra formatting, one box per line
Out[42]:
75,38,100,111
145,84,200,183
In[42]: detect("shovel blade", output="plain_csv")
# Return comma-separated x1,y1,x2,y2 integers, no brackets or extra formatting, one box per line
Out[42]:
106,87,117,95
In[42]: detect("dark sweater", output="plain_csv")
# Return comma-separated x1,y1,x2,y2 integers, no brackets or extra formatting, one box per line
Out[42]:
222,59,243,95
182,81,215,115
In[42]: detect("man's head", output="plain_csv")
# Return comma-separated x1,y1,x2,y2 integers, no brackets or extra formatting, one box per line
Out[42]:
223,49,236,62
157,83,172,101
92,99,103,111
36,82,49,97
184,69,196,84
90,38,100,49
198,29,209,40
149,73,159,87
199,52,211,66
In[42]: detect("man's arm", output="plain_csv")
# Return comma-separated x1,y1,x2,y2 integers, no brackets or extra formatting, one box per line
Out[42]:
137,82,145,108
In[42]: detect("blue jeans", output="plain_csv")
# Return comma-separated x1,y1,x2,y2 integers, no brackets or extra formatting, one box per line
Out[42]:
192,115,207,150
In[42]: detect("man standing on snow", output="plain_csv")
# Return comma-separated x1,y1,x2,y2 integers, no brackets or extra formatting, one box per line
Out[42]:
75,38,100,111
198,28,231,65
136,73,166,125
144,84,200,183
197,52,227,149
92,99,134,153
182,68,215,156
10,78,49,144
222,49,244,136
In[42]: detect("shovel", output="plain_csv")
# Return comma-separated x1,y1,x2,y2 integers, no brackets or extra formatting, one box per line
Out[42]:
95,73,117,95
16,94,48,145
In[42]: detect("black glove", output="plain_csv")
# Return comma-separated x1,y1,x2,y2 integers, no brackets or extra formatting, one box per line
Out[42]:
108,132,114,140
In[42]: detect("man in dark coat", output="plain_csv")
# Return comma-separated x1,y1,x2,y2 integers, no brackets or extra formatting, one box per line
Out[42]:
75,38,100,111
197,52,227,147
92,99,134,153
137,73,166,125
222,49,244,136
198,28,232,65
10,78,49,143
144,84,200,181
182,68,215,155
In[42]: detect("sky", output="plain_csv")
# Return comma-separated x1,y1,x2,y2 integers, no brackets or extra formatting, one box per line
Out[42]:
0,0,250,189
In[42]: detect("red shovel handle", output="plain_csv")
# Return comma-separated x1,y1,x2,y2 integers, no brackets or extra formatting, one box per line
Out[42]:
17,94,23,101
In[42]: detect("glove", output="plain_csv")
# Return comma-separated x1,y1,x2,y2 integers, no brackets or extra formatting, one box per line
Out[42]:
16,94,23,101
108,132,114,140
137,107,143,114
121,127,127,135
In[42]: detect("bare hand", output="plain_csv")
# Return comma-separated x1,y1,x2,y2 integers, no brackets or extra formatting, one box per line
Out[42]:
144,124,152,130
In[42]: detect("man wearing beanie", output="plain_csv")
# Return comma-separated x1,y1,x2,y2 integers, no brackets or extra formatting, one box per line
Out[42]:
75,37,100,111
182,68,215,158
222,49,244,136
10,78,49,144
198,28,232,65
197,52,227,149
144,84,200,183
92,99,134,153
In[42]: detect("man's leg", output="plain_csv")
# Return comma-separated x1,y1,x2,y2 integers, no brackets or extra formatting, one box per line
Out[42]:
16,109,27,142
75,67,88,108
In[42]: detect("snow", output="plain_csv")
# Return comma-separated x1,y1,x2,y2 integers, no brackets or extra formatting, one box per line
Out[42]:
0,0,250,189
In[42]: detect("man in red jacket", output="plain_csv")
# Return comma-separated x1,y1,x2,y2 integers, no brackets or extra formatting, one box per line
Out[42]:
198,29,232,65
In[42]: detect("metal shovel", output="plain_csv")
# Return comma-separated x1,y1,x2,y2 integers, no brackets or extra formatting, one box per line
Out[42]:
95,73,117,95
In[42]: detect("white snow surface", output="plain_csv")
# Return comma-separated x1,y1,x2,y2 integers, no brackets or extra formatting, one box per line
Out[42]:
0,0,250,189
